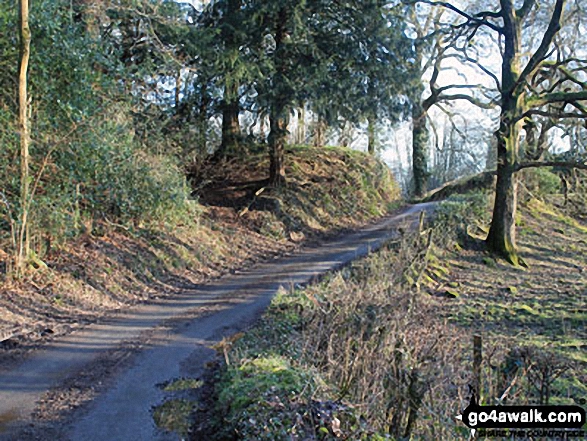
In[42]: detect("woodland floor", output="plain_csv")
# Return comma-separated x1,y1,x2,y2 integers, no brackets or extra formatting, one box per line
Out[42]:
444,197,587,367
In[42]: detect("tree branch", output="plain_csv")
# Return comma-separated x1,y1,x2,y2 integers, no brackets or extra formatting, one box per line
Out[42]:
521,109,587,120
413,0,502,33
447,52,502,92
515,0,564,92
557,66,587,90
571,101,587,114
435,93,496,109
475,10,501,20
516,161,587,172
516,0,535,21
526,90,587,108
435,83,488,94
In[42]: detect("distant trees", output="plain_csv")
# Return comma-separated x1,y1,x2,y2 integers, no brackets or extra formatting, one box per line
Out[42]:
335,1,412,156
9,0,586,272
1,0,419,274
247,0,412,184
87,0,413,186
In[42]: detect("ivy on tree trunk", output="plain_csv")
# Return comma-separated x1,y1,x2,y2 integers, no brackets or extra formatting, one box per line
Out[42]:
486,0,523,264
220,80,241,156
269,112,287,186
412,101,429,198
367,116,377,155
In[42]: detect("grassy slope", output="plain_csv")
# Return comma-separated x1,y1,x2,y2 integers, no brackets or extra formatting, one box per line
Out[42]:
197,145,401,239
0,145,400,353
205,191,587,440
446,197,587,364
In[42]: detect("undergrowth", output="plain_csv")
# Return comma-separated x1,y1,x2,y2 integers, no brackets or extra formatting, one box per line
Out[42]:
0,143,401,364
0,0,195,269
195,145,402,242
206,191,586,440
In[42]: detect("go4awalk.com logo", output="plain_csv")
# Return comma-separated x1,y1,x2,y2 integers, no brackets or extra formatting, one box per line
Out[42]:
456,395,586,438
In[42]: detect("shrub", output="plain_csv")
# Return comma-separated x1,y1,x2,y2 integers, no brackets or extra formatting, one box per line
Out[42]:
433,191,489,246
56,110,191,225
0,0,194,256
212,240,468,440
522,168,561,198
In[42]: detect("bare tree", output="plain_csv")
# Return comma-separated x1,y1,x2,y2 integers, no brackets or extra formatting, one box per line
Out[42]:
406,2,496,197
417,0,587,264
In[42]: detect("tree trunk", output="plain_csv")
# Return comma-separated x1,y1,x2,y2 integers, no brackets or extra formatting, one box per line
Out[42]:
268,7,288,186
338,120,352,147
485,138,497,171
313,113,326,147
412,103,429,198
16,0,31,275
486,0,522,265
296,106,305,144
486,131,520,265
367,116,376,155
197,83,209,157
175,68,182,113
259,114,266,141
269,112,287,186
218,0,242,156
220,80,240,156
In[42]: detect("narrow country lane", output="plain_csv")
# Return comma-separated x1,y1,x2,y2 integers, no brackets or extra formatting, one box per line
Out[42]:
0,203,436,441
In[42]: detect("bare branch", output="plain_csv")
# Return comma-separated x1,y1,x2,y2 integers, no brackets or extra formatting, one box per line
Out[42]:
516,0,536,21
421,36,445,74
446,52,502,91
413,0,502,33
521,109,587,120
434,103,468,138
475,10,501,20
571,101,587,114
557,66,587,90
428,42,444,90
435,93,496,109
516,0,564,92
435,84,487,93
